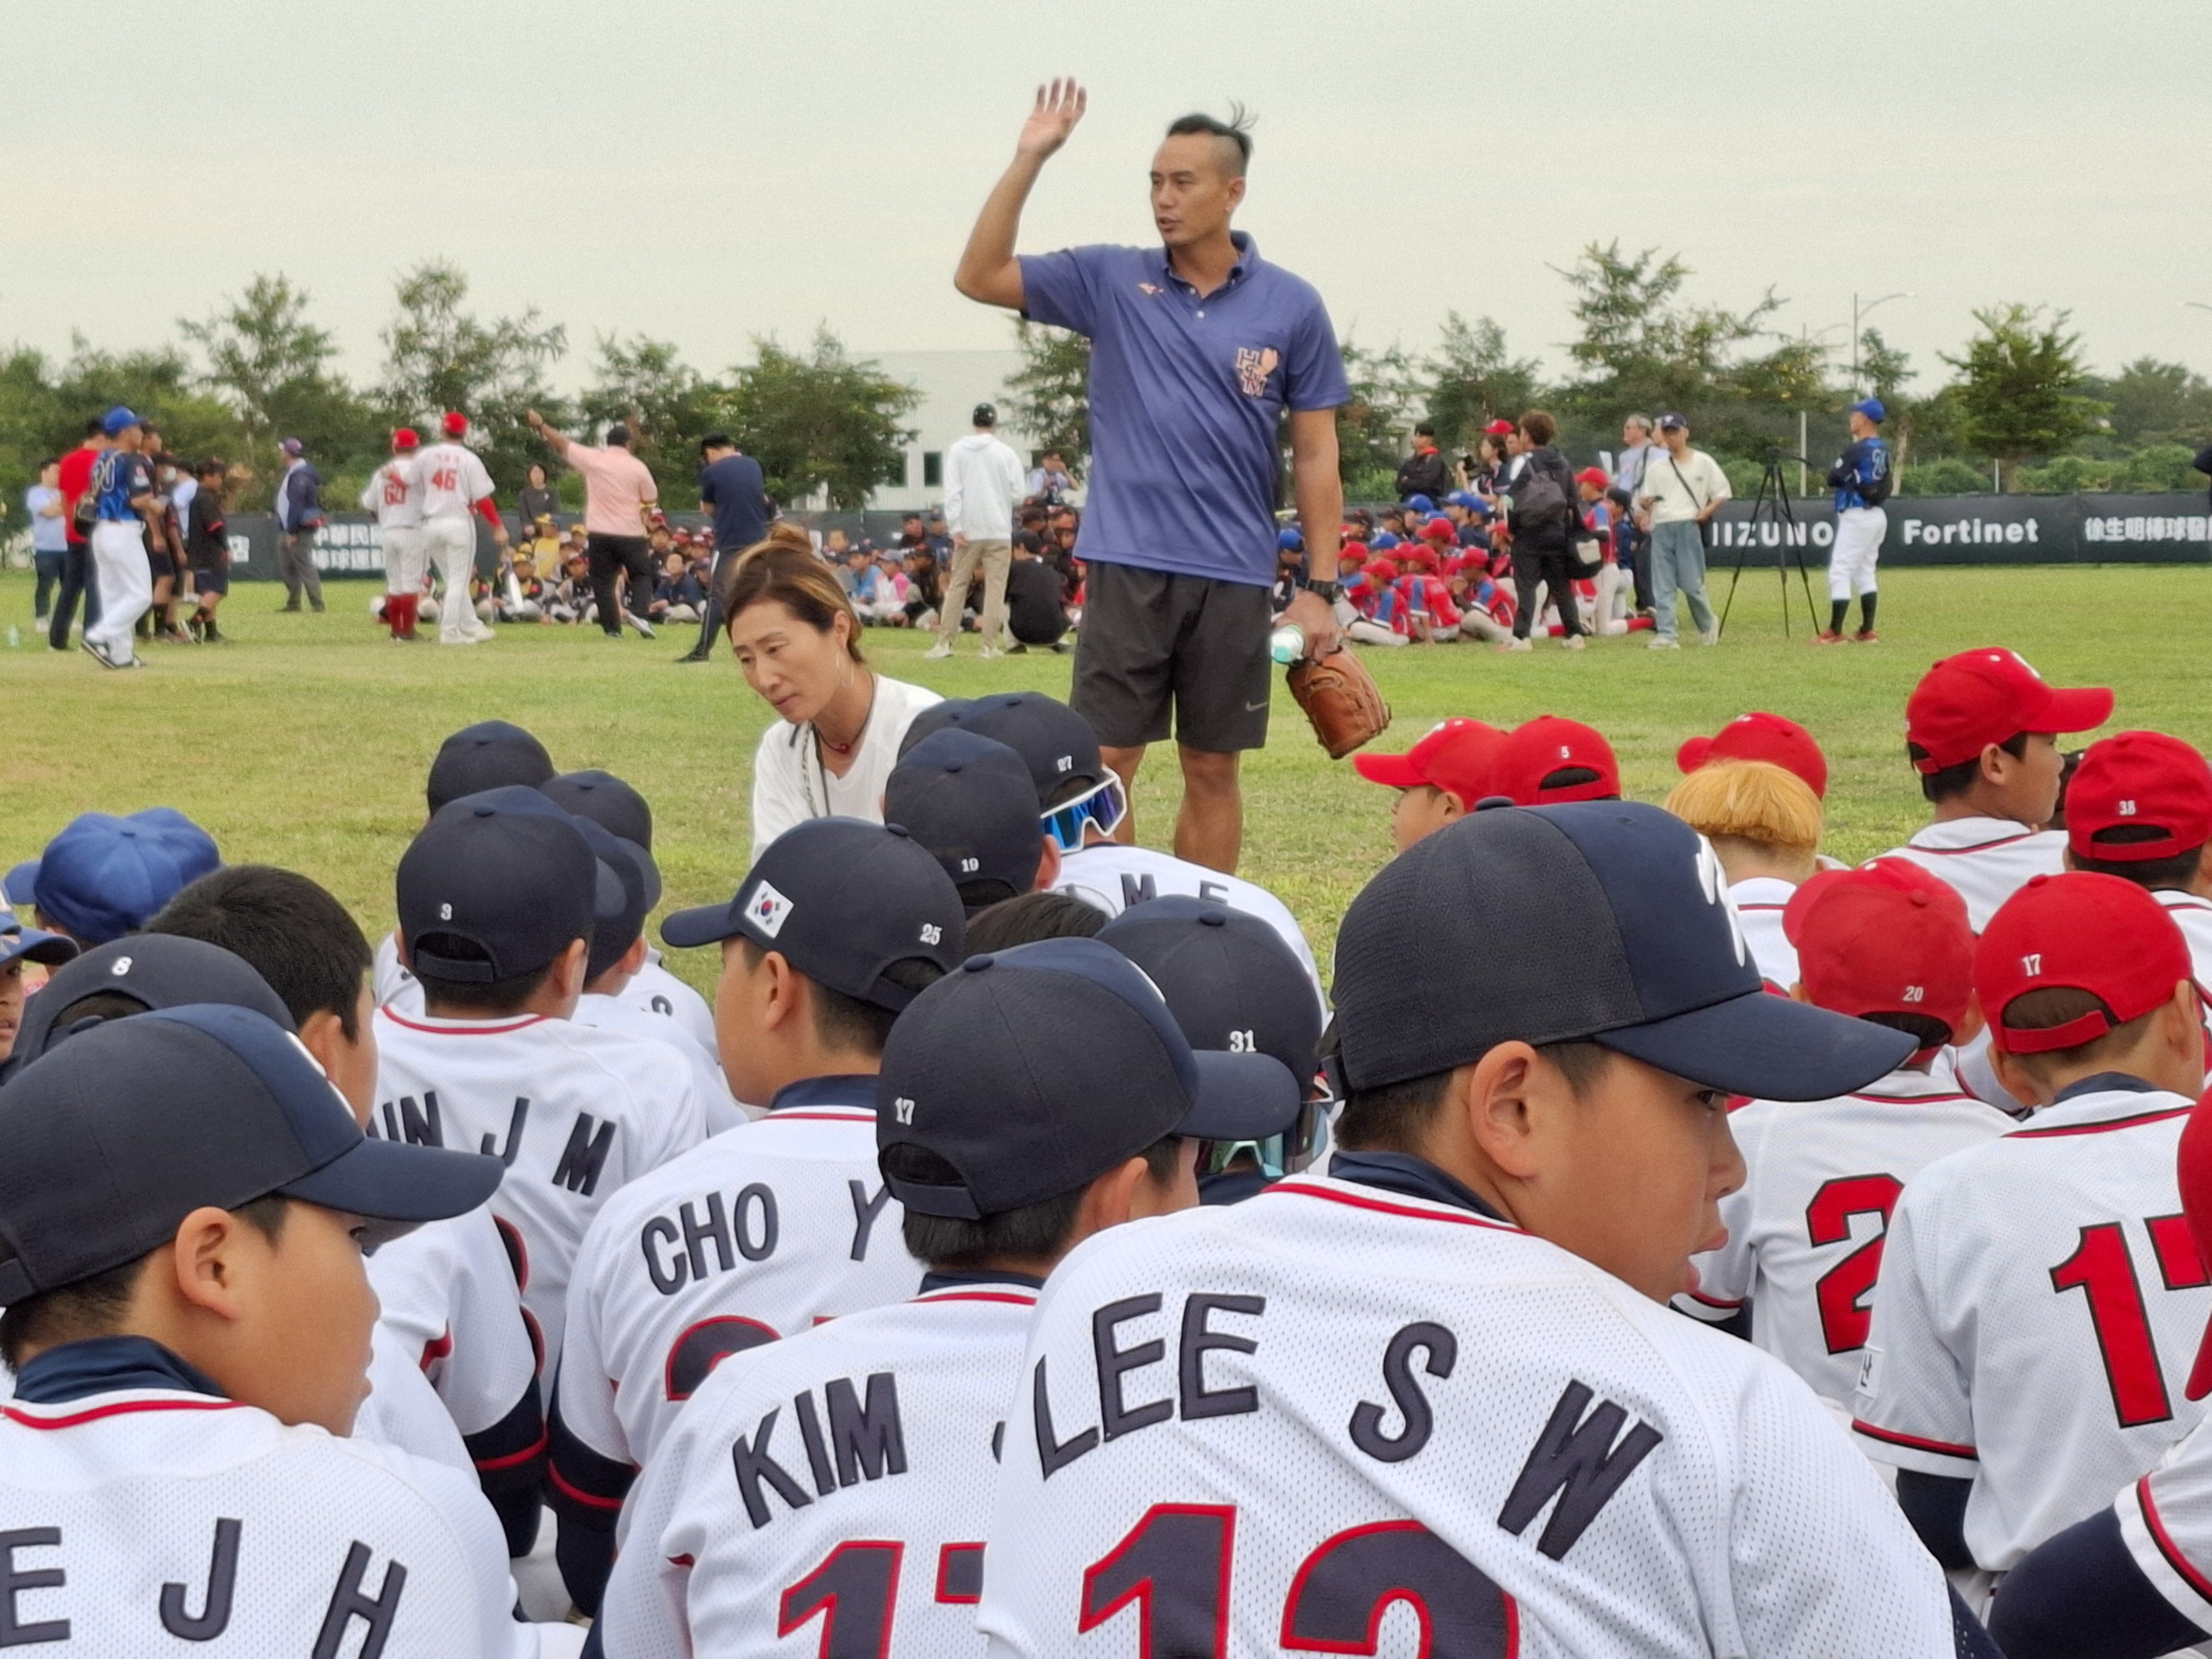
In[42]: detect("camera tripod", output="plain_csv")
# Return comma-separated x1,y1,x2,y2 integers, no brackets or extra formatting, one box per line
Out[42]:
1717,449,1825,639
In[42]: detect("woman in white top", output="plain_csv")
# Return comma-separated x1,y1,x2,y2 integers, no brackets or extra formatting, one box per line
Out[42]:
1662,759,1824,994
724,530,941,859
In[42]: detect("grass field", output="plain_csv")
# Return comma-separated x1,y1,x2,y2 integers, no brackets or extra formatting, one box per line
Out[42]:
5,564,2210,996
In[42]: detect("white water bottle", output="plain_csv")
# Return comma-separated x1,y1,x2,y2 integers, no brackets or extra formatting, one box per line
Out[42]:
1269,623,1306,665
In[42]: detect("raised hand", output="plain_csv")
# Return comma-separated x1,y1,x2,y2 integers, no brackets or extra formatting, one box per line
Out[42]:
1017,78,1087,162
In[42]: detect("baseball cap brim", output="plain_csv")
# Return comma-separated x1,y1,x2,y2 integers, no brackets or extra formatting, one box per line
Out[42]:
1593,988,1914,1102
2040,685,2114,735
280,1134,504,1239
1176,1050,1304,1142
1353,753,1427,789
661,899,742,949
0,925,77,969
4,859,41,909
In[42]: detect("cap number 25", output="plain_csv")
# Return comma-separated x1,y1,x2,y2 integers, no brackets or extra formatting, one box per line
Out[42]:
1080,1505,1515,1658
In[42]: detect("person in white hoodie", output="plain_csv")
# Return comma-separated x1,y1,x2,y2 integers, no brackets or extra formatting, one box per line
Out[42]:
928,401,1025,660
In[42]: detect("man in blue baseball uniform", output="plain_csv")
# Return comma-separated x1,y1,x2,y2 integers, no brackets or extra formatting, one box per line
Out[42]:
81,407,158,669
954,80,1349,876
1821,397,1891,644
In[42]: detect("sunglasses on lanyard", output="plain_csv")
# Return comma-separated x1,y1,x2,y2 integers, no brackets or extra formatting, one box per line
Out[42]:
1041,775,1129,854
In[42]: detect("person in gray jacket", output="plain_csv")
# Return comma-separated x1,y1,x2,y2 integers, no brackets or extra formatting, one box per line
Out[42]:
274,436,326,613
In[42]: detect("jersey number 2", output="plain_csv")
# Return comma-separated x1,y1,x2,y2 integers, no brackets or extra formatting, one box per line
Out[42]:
1078,1506,1516,1658
2051,1216,2208,1429
1806,1174,1905,1355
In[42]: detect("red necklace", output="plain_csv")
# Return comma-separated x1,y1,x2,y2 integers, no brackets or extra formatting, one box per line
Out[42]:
816,677,874,755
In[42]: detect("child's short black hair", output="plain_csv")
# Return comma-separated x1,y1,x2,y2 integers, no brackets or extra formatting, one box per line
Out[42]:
150,866,374,1038
1913,732,2029,804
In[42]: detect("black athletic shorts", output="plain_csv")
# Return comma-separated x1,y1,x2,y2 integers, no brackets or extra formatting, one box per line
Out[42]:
146,539,177,581
192,556,229,596
1071,561,1272,753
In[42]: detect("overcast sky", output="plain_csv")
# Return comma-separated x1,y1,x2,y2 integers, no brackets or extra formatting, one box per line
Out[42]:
3,0,2207,395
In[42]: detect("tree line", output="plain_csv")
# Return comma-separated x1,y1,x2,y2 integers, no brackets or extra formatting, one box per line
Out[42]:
6,246,2209,532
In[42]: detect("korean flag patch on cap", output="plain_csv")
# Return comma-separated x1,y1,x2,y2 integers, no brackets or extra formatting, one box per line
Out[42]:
747,879,794,940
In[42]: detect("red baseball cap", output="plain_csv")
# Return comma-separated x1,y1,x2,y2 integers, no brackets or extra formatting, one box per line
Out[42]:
1485,419,1515,436
1420,517,1456,542
2179,1091,2212,1397
1783,859,1974,1038
1495,716,1619,806
1677,712,1828,799
1575,466,1609,490
1905,647,2112,774
1976,872,2193,1054
2067,731,2212,863
441,411,469,438
1354,719,1509,811
391,428,421,451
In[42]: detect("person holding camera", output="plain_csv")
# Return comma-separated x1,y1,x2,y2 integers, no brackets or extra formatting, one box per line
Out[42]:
1821,397,1892,644
1497,409,1585,652
1636,412,1729,649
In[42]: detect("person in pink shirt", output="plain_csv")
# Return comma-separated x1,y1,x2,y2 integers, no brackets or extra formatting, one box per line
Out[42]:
525,409,660,639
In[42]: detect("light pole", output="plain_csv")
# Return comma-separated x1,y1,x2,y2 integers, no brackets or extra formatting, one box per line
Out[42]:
1851,291,1911,395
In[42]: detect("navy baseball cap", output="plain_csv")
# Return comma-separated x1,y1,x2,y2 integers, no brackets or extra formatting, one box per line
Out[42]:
12,933,294,1064
571,814,653,978
0,919,75,974
33,809,222,946
886,731,1044,910
0,1004,504,1302
660,818,964,1012
1097,897,1321,1087
1850,397,1887,423
540,769,654,851
426,721,555,814
898,692,1104,808
1656,413,1687,431
1333,802,1912,1099
877,938,1301,1219
397,789,597,983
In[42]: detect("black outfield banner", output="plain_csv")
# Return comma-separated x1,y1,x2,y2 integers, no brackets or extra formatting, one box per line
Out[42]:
1703,493,2212,567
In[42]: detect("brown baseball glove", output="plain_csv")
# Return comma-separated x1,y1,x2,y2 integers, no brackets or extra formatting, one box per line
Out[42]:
1287,647,1392,760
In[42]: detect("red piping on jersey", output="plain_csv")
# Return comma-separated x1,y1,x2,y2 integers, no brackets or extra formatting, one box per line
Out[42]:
1903,831,2039,856
474,1427,549,1472
2,1397,245,1431
2007,1106,2191,1139
1851,1419,1976,1459
378,1009,548,1036
1682,1289,1745,1310
1734,903,1787,912
547,1462,628,1509
1260,1181,1525,1233
915,1291,1038,1307
2136,1477,2212,1604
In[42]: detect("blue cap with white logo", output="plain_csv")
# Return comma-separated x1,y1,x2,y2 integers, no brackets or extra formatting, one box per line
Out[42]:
660,818,964,1012
1850,397,1887,423
101,406,141,436
1333,801,1912,1098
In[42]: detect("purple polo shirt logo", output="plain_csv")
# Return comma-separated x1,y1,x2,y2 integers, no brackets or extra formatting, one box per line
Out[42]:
1234,347,1280,397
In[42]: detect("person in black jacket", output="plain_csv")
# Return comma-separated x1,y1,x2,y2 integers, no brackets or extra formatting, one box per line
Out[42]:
2194,442,2212,511
1395,422,1451,502
1500,410,1585,651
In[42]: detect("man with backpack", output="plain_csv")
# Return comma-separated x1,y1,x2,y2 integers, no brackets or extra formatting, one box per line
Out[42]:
1636,411,1731,650
1499,409,1585,652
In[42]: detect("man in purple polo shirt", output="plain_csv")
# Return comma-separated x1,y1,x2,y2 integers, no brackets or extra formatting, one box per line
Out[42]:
955,79,1349,874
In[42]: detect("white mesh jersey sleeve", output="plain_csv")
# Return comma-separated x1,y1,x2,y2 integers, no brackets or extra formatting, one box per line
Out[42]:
367,1206,537,1437
976,1175,1956,1658
597,1287,1036,1659
2118,1417,2212,1626
619,958,722,1070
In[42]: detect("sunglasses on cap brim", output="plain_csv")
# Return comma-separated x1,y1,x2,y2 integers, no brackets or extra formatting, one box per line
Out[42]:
1197,1096,1327,1183
1041,775,1129,854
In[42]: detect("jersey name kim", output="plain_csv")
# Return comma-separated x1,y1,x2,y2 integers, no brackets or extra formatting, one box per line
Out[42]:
720,1367,925,1531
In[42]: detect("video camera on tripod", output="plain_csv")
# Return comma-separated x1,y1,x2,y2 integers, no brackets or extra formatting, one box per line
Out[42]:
1716,447,1824,639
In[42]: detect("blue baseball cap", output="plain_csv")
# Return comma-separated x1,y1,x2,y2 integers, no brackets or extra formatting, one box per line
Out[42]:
397,788,598,983
1850,397,1887,423
898,692,1105,811
11,933,292,1065
886,731,1045,910
660,818,964,1012
0,1004,504,1302
1371,531,1401,551
0,919,75,975
1333,802,1913,1098
877,938,1301,1220
101,406,141,436
426,721,555,814
5,860,46,914
33,810,222,946
1276,525,1304,552
1405,493,1436,513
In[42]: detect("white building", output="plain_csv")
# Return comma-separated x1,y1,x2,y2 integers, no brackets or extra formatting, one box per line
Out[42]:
863,349,1060,512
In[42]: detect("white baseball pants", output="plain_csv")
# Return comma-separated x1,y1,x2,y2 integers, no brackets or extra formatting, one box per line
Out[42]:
422,518,492,642
381,524,427,596
1829,506,1886,600
84,522,152,660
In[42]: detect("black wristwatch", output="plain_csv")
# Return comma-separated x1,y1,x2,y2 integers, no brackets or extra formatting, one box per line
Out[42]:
1302,577,1341,603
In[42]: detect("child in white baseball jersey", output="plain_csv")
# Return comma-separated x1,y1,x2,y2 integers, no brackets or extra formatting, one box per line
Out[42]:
979,803,1990,1657
365,427,429,642
416,410,510,646
1661,760,1823,995
1991,1089,2212,1658
538,769,722,1064
1879,647,2113,930
1675,860,2014,1404
549,818,963,1613
0,1005,546,1656
147,865,550,1555
1854,872,2210,1576
595,937,1301,1659
373,788,707,1405
2065,730,2212,998
374,721,559,1012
